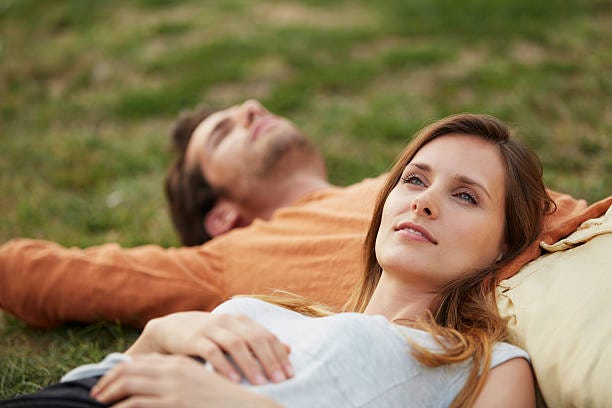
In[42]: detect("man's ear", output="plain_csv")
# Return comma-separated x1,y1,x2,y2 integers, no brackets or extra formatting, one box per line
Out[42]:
203,199,241,237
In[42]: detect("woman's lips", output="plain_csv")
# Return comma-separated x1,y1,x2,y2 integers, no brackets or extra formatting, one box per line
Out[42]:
394,222,438,244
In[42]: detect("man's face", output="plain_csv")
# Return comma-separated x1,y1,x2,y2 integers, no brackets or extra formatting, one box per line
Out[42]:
185,99,315,206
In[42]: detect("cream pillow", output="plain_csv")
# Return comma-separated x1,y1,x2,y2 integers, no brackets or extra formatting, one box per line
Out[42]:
496,205,612,408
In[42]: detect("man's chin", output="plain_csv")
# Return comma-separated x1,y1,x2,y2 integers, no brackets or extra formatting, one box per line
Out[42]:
257,134,315,178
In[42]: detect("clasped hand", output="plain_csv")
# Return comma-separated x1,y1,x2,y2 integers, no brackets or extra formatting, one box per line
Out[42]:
128,311,293,384
90,311,293,405
92,312,293,405
90,354,281,408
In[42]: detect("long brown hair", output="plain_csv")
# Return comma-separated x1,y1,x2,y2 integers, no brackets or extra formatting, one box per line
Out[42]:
345,113,555,407
252,113,553,406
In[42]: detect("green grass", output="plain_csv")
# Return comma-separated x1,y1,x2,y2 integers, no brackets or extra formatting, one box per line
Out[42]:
0,315,139,397
1,0,611,398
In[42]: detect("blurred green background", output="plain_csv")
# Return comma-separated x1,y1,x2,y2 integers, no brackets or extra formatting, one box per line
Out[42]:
1,0,610,397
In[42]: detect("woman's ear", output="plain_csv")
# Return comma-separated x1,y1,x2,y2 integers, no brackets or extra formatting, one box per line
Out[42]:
203,199,241,237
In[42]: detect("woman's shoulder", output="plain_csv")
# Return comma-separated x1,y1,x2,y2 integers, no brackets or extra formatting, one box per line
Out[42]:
491,342,530,368
392,324,530,368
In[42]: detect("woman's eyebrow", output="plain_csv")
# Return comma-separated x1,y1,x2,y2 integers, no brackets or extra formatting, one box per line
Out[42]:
405,162,431,172
454,174,492,199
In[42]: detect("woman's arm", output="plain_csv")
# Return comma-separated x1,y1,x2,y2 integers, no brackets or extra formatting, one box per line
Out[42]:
91,354,283,408
473,358,535,408
127,311,293,385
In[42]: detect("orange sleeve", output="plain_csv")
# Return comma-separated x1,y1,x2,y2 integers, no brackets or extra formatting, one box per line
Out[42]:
0,177,386,328
497,193,611,282
0,239,226,328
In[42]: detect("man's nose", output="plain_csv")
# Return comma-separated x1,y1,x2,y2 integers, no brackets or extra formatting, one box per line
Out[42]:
240,99,267,126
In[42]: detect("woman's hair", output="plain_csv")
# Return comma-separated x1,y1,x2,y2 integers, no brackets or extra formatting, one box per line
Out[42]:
164,106,220,246
252,113,554,407
345,113,555,407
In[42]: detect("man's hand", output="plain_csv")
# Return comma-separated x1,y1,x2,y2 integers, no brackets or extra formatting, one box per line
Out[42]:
126,311,293,385
91,354,283,408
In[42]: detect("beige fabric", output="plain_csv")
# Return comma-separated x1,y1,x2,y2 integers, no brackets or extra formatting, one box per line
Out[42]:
496,204,612,408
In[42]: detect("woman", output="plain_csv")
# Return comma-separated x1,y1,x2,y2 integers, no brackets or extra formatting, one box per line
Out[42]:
5,114,553,407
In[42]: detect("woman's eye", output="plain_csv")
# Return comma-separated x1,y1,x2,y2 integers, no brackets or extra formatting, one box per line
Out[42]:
457,192,477,205
401,175,425,186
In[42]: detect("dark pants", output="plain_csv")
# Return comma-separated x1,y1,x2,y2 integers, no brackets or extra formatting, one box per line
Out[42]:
0,377,106,408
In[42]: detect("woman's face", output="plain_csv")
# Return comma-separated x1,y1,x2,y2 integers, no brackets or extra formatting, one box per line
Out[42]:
375,134,507,289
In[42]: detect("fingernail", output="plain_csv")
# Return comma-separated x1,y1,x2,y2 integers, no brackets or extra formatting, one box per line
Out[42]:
284,364,294,378
229,372,242,383
254,373,267,385
271,369,286,382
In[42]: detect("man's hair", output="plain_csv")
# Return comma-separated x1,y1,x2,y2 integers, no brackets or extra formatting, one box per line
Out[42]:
164,106,219,246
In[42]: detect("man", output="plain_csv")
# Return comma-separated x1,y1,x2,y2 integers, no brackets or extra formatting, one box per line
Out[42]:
165,99,332,245
0,100,385,327
0,100,600,328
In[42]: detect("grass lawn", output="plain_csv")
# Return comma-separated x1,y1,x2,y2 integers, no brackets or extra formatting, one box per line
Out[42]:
1,0,610,398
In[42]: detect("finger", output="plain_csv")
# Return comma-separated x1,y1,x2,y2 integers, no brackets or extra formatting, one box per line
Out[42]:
221,315,292,382
207,327,268,385
92,357,155,397
283,343,291,354
112,396,168,408
242,329,289,383
231,317,293,381
251,340,287,383
94,374,157,405
268,341,294,379
91,361,130,399
192,335,242,383
91,356,160,402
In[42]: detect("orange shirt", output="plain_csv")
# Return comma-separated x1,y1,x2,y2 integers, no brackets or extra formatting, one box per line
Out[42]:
1,174,608,328
0,176,381,327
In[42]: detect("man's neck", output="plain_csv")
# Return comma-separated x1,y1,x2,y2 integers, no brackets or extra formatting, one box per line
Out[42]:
241,174,333,222
279,175,333,204
258,175,333,220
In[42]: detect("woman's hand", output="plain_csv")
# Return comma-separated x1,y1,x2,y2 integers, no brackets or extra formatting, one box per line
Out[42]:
126,311,293,385
91,354,283,408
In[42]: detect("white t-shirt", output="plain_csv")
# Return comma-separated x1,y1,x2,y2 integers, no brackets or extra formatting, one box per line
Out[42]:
63,297,529,407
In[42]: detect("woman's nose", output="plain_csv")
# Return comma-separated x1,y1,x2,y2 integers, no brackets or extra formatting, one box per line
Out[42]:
411,193,438,218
